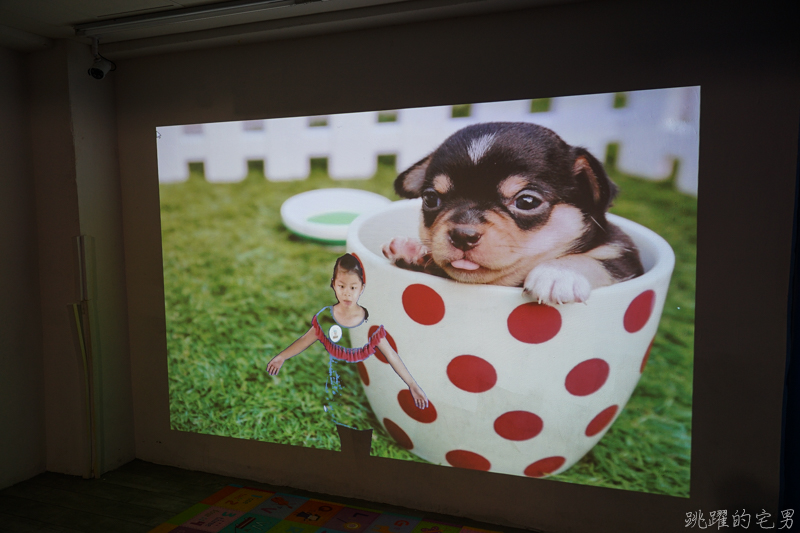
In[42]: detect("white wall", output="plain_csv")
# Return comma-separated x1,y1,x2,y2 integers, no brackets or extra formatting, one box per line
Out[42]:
28,41,91,478
0,46,47,488
12,40,135,481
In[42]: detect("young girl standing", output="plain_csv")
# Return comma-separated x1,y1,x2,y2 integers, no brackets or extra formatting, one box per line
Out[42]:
267,253,428,431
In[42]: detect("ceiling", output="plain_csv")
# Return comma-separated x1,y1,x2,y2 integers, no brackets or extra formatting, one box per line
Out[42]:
0,0,577,58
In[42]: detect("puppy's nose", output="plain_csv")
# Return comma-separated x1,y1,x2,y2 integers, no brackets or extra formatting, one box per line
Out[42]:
449,227,482,250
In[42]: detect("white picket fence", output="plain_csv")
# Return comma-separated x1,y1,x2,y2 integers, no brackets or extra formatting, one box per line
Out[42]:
156,86,700,195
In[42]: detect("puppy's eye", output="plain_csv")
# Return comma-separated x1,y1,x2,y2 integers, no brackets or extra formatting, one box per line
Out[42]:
515,194,542,211
422,191,441,209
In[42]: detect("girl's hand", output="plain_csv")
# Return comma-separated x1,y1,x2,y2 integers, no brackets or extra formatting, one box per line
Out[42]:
409,383,429,409
267,355,285,376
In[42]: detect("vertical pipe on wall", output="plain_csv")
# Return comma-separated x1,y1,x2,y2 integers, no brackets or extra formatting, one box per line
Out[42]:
71,235,98,478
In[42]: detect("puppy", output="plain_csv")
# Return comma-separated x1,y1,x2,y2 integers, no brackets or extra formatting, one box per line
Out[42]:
381,122,644,305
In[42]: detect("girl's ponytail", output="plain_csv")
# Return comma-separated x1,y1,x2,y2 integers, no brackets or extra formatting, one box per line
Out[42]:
350,253,365,284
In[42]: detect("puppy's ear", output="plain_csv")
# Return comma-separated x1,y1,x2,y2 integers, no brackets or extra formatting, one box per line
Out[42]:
572,148,618,215
394,154,432,198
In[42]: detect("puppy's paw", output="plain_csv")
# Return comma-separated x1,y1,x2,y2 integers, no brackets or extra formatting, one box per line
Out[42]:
523,262,592,305
382,237,430,270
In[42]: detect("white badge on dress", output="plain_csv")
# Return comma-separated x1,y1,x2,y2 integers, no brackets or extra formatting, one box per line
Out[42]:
329,325,342,342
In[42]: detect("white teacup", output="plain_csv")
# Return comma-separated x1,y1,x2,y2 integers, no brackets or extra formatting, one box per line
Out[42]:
348,199,674,478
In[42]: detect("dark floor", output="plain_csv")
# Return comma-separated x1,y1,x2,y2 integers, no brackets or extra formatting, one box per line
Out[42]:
0,460,535,532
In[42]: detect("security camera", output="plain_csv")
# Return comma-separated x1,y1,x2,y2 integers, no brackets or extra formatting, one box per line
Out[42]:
87,37,115,80
88,57,113,80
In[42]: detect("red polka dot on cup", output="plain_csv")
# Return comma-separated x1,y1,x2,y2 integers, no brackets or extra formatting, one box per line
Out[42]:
641,337,655,373
565,358,610,396
368,325,396,364
357,362,369,386
494,411,543,441
624,290,656,333
397,389,437,423
445,450,491,471
402,284,445,325
383,418,413,449
447,355,497,393
524,456,566,478
507,303,561,344
586,405,618,437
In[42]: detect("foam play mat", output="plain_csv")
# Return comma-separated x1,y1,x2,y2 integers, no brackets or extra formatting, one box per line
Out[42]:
148,485,500,533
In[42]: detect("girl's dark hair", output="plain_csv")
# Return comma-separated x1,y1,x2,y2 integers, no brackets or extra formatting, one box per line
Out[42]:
331,253,365,285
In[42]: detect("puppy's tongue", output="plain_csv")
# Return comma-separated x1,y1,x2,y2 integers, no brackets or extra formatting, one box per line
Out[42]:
451,259,480,271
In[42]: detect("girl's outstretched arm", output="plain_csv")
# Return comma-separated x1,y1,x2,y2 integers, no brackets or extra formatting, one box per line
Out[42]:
376,338,429,409
267,327,317,376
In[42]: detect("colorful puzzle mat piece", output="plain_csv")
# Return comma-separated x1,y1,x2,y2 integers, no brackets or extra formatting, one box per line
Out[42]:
148,525,179,533
410,520,462,533
150,485,501,533
366,513,420,533
253,493,312,519
221,513,281,532
269,521,321,533
285,499,344,525
178,506,243,531
215,487,275,512
322,506,381,531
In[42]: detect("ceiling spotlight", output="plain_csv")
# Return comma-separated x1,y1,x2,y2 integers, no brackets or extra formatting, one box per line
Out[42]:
87,37,116,80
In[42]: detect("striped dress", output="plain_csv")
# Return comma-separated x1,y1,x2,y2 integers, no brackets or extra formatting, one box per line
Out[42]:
312,306,386,429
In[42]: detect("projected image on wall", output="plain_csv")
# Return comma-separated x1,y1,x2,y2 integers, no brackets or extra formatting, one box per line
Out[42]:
157,87,698,497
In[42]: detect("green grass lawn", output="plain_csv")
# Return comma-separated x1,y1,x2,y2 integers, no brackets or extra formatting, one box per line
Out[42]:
160,157,695,497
